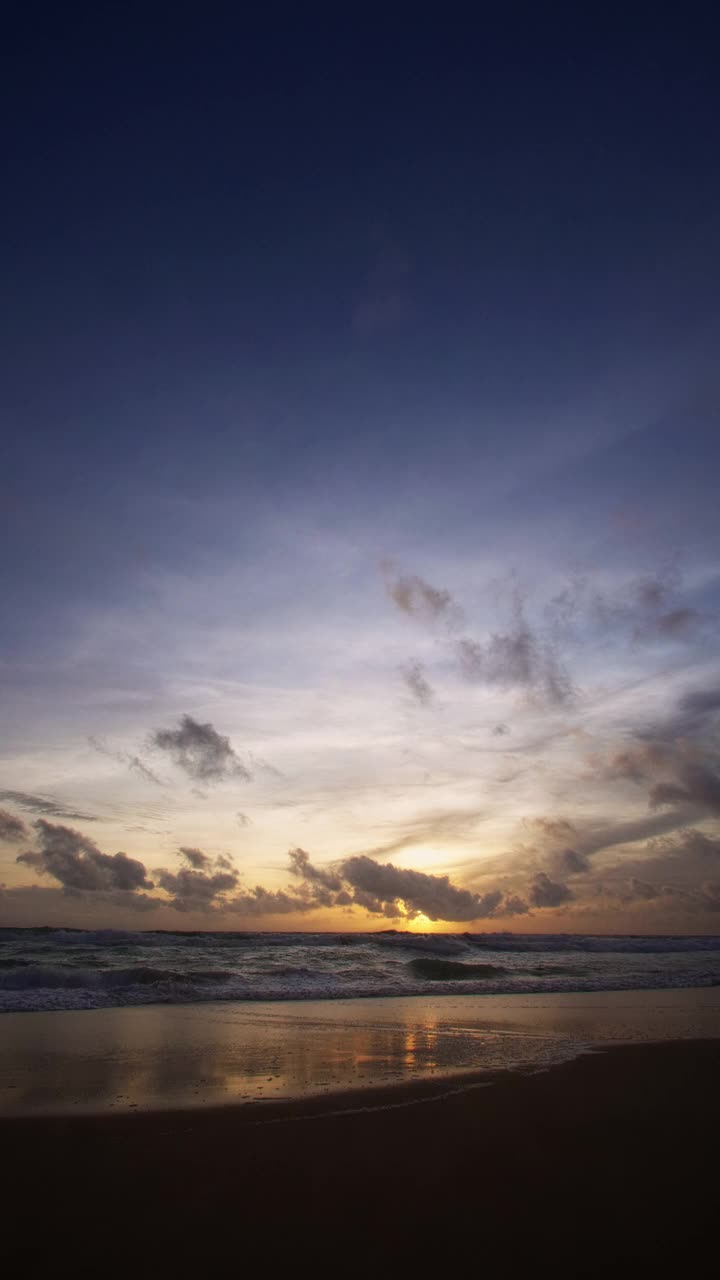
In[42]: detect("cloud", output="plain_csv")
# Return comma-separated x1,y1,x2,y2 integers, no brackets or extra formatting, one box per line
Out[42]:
601,685,720,817
400,660,435,706
0,883,160,920
593,827,720,914
528,872,573,907
0,791,100,822
457,612,573,706
236,812,252,827
338,854,514,922
384,570,462,626
352,807,488,862
150,715,250,783
17,820,153,893
385,566,572,705
179,846,211,869
284,848,530,922
656,685,720,738
89,736,164,786
288,847,341,888
155,864,240,912
0,809,27,842
248,754,284,779
548,565,706,646
153,847,241,910
520,816,589,875
649,762,720,813
225,886,324,916
628,877,660,900
653,608,702,637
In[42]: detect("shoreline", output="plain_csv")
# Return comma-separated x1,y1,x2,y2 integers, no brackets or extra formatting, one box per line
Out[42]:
3,1037,718,1271
0,1034,713,1129
2,984,720,1117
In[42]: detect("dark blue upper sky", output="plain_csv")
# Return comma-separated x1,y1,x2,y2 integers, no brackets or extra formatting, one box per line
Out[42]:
4,6,720,602
3,6,719,632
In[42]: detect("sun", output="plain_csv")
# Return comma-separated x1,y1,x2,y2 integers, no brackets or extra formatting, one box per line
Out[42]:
408,912,438,932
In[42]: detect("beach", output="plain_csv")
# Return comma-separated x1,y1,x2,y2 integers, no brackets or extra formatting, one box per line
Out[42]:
2,988,719,1272
3,1037,718,1273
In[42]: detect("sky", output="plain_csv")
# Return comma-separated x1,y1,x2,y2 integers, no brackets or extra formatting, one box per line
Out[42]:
2,8,720,933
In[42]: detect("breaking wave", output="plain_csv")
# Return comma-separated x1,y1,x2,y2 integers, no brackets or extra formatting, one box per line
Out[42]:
0,927,718,1013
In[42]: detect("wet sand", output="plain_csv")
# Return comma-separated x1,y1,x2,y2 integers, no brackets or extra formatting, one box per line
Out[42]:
3,1037,718,1274
3,985,720,1115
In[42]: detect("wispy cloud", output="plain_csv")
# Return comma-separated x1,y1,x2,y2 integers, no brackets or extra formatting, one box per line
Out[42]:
0,791,100,822
400,660,435,706
89,736,165,786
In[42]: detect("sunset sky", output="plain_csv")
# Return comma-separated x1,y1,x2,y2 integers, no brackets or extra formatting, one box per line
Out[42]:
2,10,720,932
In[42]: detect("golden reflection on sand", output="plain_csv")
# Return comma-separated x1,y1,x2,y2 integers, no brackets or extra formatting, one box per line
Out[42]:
1,987,719,1116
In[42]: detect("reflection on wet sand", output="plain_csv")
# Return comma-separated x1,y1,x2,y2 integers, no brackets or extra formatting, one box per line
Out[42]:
2,987,719,1116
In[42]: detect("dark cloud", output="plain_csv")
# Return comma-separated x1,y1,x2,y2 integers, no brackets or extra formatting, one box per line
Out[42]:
577,811,691,853
611,745,720,815
599,684,720,818
628,877,660,900
226,886,321,916
649,761,720,813
150,715,250,783
548,568,676,634
521,817,589,876
400,660,434,706
654,608,702,637
89,736,165,786
543,565,707,651
491,723,510,736
385,571,462,626
284,848,530,922
0,883,160,919
339,854,511,922
525,817,578,846
556,849,589,875
660,685,720,738
155,865,239,912
528,872,573,908
179,846,211,869
288,847,342,890
17,820,153,893
596,828,720,914
0,791,99,822
457,616,573,706
155,847,240,909
515,811,694,890
236,812,251,827
386,566,573,706
0,809,27,842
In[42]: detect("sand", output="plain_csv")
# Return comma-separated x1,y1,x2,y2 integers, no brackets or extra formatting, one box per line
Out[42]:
3,1037,718,1274
4,985,720,1115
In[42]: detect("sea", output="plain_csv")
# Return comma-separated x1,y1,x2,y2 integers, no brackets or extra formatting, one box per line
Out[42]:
2,926,719,1015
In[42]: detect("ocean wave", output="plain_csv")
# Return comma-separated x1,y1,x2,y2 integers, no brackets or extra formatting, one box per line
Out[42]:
408,959,506,981
0,965,235,991
0,926,719,1015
